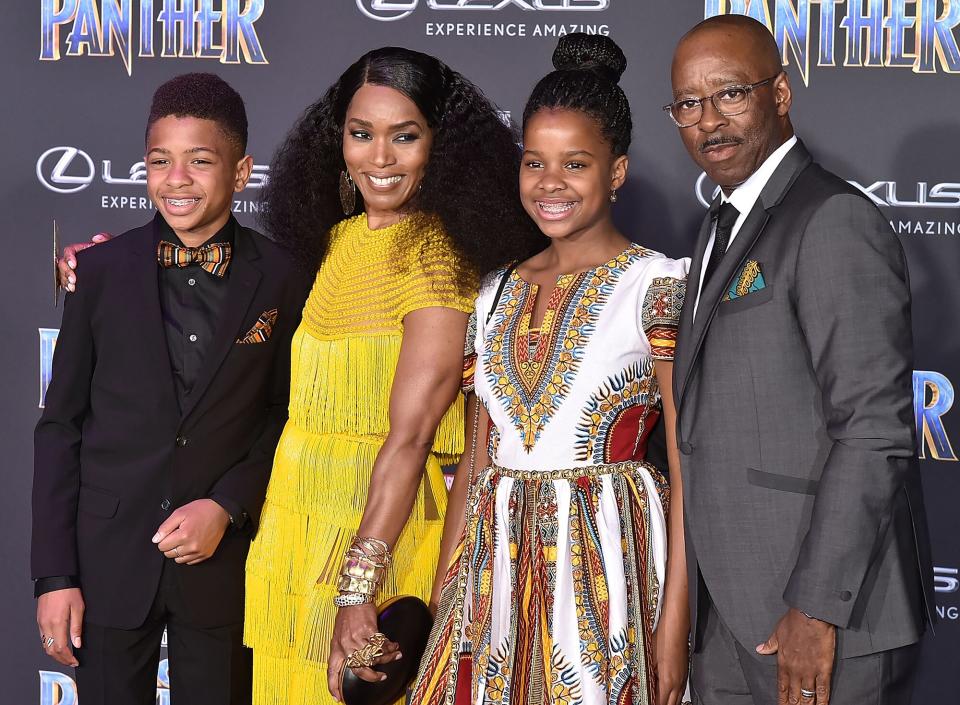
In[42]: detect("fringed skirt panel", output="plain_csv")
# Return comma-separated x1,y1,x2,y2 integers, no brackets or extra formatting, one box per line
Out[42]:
244,427,449,705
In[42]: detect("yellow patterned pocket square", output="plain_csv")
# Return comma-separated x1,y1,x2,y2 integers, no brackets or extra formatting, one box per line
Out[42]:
723,260,766,301
236,309,278,344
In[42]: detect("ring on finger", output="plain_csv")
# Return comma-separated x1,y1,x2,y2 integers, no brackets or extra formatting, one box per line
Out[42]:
174,546,181,558
366,632,387,648
345,633,388,669
42,635,55,649
800,688,816,699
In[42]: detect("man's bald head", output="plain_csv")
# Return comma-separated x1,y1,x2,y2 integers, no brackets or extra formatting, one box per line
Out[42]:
678,14,783,78
669,14,794,192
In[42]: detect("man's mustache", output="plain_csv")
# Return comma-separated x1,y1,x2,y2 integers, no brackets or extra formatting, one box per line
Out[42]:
699,136,743,153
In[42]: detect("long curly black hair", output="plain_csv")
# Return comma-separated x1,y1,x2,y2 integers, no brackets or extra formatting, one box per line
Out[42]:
260,47,543,280
522,33,632,157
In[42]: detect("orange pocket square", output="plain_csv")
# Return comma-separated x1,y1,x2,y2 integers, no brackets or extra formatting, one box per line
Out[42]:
236,309,278,344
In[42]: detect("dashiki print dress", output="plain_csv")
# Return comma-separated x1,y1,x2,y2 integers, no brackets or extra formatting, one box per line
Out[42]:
413,244,689,705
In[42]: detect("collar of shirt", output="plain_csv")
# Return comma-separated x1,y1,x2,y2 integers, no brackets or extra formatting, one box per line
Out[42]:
693,135,798,319
720,134,799,233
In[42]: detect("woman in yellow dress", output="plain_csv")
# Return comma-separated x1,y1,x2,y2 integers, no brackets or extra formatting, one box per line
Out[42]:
243,48,543,704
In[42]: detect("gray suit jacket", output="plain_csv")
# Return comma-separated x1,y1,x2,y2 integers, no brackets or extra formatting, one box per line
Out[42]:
673,141,935,660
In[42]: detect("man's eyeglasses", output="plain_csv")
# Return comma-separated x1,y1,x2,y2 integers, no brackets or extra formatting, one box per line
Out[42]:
662,74,780,128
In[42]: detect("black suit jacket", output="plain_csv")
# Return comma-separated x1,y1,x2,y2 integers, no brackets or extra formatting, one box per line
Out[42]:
32,216,311,629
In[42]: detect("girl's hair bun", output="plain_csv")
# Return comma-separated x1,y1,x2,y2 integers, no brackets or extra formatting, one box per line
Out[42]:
552,33,627,84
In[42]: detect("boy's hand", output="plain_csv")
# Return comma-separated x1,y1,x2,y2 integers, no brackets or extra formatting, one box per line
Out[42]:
58,233,112,292
37,588,84,667
152,499,230,565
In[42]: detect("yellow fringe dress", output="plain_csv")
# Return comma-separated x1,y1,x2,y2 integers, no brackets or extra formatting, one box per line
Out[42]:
244,214,475,705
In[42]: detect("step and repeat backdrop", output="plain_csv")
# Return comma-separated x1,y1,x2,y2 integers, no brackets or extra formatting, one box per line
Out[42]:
1,1,957,703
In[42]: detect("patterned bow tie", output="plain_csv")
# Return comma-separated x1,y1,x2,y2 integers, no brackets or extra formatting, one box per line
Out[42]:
157,240,232,277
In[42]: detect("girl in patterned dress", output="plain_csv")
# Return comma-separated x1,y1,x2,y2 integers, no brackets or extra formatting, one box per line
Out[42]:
413,35,691,705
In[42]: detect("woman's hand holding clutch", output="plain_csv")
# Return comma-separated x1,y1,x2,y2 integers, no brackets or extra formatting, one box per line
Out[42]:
327,603,401,702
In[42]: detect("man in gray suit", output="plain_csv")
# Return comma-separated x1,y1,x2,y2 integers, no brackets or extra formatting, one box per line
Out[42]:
665,15,935,705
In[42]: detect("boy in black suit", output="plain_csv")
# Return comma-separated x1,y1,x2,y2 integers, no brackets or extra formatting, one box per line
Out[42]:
32,73,309,705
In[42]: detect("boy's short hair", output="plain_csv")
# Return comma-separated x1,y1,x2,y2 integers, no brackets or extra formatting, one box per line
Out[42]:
146,73,248,155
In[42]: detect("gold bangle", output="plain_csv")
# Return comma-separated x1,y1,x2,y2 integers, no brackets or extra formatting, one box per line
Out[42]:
349,535,392,566
343,554,387,580
334,535,393,601
336,575,381,595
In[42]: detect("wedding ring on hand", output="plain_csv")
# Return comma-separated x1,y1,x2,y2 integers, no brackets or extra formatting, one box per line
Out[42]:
800,689,816,699
344,632,388,669
174,546,181,558
41,635,55,649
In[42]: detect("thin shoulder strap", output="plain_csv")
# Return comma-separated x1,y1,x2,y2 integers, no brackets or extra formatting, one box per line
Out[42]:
464,262,517,502
485,263,517,326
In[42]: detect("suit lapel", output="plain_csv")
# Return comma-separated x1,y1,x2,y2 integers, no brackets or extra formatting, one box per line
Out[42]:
124,221,179,418
676,141,813,413
179,226,263,423
674,201,715,398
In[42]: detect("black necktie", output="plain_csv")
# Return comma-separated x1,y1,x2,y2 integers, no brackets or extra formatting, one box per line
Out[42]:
703,202,740,287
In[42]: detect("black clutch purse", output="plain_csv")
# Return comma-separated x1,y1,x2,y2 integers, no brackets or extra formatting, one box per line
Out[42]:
340,596,434,705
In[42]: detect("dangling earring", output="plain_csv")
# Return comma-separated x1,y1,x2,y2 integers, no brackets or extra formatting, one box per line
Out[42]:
609,189,618,203
339,170,356,216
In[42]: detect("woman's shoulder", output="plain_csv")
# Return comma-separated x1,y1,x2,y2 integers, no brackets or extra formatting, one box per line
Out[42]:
394,216,477,314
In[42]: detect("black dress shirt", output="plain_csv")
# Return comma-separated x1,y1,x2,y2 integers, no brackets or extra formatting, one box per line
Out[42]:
35,217,248,598
157,217,235,406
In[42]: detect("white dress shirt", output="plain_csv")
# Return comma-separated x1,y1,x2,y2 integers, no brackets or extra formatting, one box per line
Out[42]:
692,135,798,319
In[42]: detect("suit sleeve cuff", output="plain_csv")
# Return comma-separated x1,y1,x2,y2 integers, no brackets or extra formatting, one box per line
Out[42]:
34,576,80,598
209,493,249,532
794,607,836,626
784,578,851,628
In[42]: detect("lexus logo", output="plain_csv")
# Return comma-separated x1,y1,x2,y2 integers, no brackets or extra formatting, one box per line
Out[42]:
695,172,721,208
356,0,416,21
36,147,270,194
37,147,96,194
694,171,960,209
357,0,610,21
935,566,959,594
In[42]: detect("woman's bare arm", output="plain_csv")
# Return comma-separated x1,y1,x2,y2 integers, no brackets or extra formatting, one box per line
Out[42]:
327,305,468,698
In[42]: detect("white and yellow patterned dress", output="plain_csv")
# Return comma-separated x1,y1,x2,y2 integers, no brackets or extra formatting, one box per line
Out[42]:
414,244,688,705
